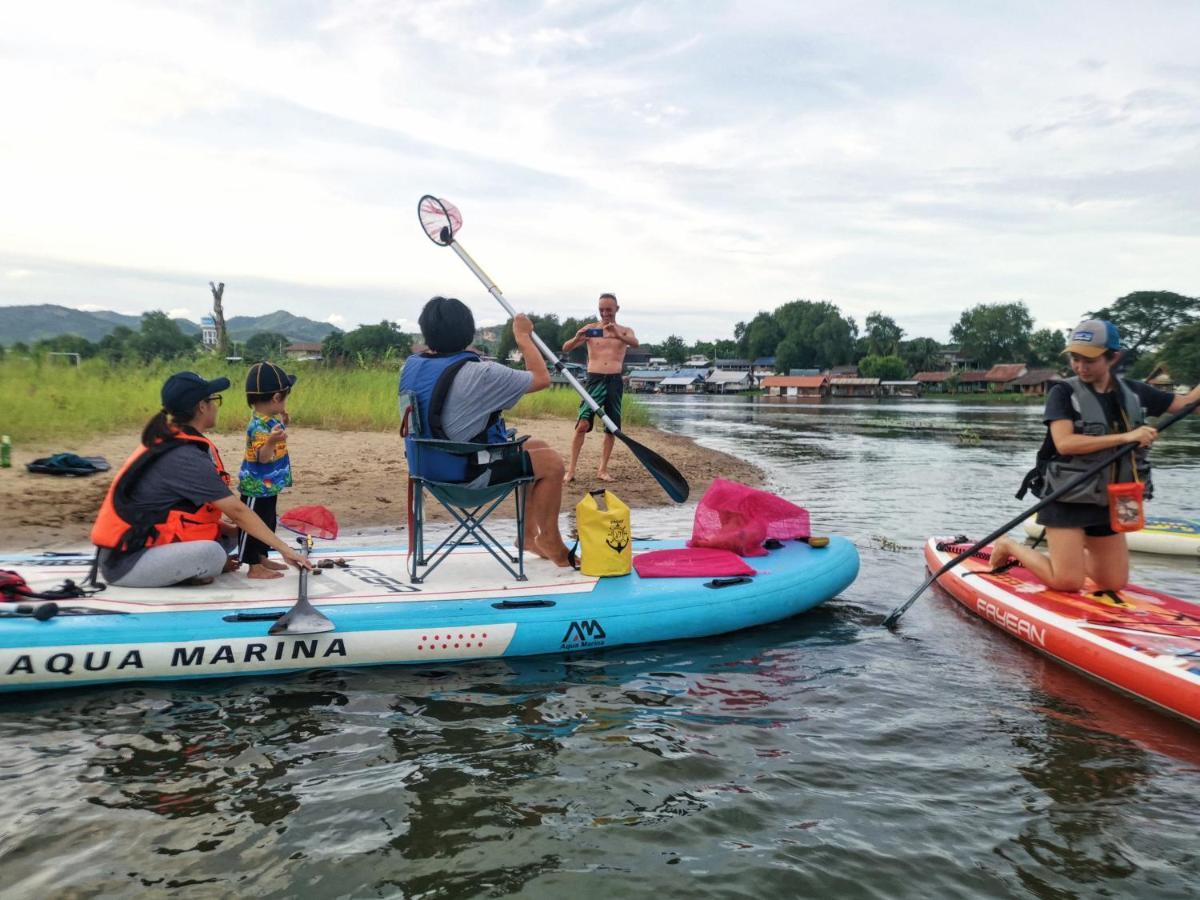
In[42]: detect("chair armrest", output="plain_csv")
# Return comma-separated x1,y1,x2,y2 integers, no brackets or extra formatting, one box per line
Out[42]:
411,436,529,458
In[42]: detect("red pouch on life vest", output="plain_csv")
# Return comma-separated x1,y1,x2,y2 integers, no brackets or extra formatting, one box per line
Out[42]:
1107,482,1145,533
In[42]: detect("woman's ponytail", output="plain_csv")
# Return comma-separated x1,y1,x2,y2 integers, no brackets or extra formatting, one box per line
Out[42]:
140,410,174,447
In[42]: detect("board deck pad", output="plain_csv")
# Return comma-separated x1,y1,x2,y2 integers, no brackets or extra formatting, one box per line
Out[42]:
2,545,598,614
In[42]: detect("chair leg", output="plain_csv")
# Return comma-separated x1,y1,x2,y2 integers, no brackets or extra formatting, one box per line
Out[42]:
410,479,425,583
514,482,528,580
417,491,530,583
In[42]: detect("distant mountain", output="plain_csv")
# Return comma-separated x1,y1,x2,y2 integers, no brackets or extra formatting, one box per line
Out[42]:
0,305,196,344
0,305,339,346
226,311,341,343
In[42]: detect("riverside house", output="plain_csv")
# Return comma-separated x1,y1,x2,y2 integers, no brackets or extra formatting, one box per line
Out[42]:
761,374,829,398
627,369,667,393
914,371,952,393
953,370,990,393
984,364,1027,392
706,370,754,394
658,368,708,394
830,376,881,398
751,357,777,387
1012,368,1063,395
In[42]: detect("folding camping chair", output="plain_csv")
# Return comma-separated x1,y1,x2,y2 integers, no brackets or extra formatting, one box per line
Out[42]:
399,390,533,584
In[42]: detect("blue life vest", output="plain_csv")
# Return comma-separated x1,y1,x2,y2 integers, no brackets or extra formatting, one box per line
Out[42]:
399,351,509,482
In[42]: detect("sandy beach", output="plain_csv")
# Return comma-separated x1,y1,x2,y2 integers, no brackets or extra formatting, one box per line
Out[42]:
0,419,761,551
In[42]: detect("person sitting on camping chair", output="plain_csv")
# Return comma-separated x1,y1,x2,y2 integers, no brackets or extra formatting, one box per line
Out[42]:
400,296,572,566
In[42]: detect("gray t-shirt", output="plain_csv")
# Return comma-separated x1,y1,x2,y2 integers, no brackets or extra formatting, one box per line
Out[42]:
440,361,533,441
98,441,233,580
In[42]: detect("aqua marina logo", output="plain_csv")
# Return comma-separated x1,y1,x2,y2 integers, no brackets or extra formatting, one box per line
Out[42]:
562,619,606,644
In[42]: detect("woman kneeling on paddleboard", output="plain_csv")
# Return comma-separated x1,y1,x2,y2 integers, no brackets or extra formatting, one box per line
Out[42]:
91,372,311,587
992,319,1200,590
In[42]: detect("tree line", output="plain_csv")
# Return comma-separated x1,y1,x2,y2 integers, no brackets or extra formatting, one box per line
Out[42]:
0,313,415,367
5,291,1196,386
634,290,1196,383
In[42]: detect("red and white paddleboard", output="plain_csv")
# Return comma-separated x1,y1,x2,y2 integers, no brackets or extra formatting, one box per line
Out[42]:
924,537,1200,726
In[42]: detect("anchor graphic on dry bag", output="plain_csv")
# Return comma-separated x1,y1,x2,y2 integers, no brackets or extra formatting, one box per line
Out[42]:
575,490,632,577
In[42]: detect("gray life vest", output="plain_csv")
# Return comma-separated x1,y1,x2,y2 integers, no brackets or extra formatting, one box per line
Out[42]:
1039,376,1152,506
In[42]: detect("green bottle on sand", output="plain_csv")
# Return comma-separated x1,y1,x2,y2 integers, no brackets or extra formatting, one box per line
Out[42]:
0,435,10,468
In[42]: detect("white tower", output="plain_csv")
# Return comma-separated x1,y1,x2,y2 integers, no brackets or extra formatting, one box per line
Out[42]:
201,315,217,348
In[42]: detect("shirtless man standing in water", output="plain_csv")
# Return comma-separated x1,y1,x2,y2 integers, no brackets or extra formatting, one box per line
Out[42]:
561,293,638,483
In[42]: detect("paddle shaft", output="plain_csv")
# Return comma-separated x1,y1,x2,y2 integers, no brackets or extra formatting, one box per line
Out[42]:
448,241,619,432
884,395,1200,629
431,207,687,502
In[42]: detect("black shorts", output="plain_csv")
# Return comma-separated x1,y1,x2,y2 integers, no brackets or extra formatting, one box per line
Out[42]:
577,373,623,432
1036,501,1116,538
479,449,534,486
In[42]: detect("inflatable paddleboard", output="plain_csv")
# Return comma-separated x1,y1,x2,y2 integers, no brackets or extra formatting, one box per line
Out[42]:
1023,516,1200,557
0,537,859,693
925,537,1200,726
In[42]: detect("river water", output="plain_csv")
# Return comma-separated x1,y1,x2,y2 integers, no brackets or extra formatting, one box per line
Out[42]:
2,397,1198,898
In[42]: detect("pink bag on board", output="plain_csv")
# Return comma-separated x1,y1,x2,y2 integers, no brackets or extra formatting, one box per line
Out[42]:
633,547,757,578
687,479,811,558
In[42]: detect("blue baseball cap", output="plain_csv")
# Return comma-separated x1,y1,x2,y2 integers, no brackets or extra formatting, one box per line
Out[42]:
161,372,231,416
1065,319,1121,358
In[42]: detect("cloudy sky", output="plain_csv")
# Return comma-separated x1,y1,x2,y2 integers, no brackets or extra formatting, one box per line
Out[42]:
1,1,1197,342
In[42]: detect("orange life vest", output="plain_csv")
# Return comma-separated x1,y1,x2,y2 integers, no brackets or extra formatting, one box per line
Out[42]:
91,430,231,552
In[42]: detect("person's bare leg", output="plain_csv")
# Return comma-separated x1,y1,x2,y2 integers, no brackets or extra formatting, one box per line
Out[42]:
597,431,616,481
1083,533,1129,591
524,438,554,558
564,419,588,483
525,439,570,565
991,528,1086,591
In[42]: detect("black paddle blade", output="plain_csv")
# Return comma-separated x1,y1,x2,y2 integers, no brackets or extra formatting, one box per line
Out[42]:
883,580,931,629
615,430,689,502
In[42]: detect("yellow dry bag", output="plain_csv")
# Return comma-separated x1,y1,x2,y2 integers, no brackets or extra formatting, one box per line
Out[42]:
575,490,632,577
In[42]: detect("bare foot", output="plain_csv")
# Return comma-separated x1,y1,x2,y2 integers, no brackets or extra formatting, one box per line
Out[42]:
263,559,288,571
247,563,284,580
989,537,1017,571
533,535,571,567
563,471,576,483
524,538,550,560
597,471,615,482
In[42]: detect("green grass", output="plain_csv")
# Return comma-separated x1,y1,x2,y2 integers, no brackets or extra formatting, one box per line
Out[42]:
0,358,650,442
512,384,651,427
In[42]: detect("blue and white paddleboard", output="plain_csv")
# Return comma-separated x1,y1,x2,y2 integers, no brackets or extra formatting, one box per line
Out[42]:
1024,516,1200,557
0,537,859,693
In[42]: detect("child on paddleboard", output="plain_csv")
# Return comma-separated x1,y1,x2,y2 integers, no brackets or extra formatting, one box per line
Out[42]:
237,361,297,580
992,319,1200,590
